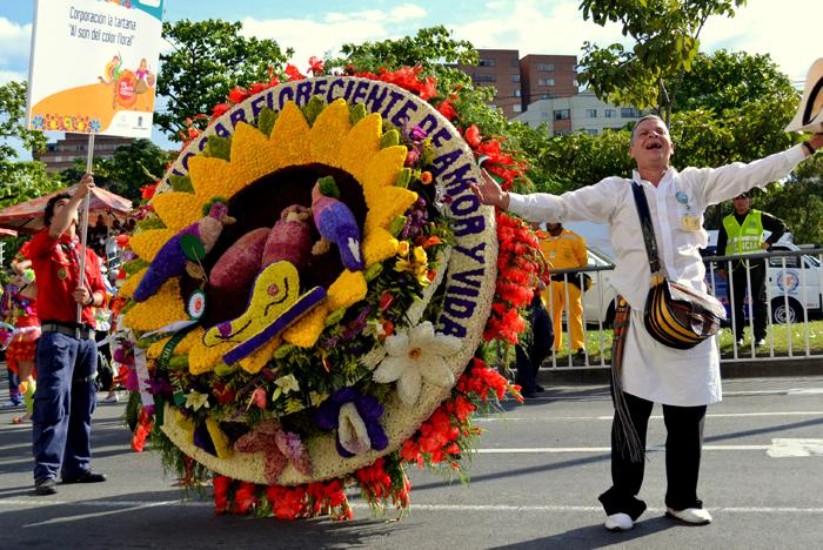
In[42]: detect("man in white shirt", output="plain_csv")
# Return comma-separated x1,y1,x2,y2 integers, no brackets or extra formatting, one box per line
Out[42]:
471,115,823,532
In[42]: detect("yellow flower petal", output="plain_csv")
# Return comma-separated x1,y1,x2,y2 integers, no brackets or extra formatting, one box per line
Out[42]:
128,229,177,263
365,188,418,233
326,270,367,311
282,307,327,348
189,336,234,375
150,192,201,232
118,267,146,299
340,113,382,183
237,336,281,374
206,418,233,458
308,99,352,168
188,155,242,202
230,122,284,187
361,145,408,198
268,102,311,166
123,278,188,332
363,228,400,266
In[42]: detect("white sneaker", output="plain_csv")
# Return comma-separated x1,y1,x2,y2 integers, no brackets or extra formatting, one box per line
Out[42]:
736,338,744,347
755,338,766,347
101,393,119,404
666,507,712,525
604,513,634,532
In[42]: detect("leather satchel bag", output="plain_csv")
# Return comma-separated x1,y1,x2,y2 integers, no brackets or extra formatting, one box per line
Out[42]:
631,183,727,350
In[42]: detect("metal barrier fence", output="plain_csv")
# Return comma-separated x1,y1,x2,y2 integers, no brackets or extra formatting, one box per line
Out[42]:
540,247,823,370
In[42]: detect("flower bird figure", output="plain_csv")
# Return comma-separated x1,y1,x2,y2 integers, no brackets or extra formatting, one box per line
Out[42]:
132,200,235,302
310,176,364,271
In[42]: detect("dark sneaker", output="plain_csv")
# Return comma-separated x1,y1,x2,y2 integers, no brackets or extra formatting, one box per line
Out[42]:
61,471,107,484
34,478,57,495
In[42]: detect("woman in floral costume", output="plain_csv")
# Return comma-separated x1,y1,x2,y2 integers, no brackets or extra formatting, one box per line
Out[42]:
7,242,41,424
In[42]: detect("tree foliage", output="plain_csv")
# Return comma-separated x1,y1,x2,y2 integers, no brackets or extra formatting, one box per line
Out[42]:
577,0,747,123
0,81,60,213
156,19,293,141
674,50,795,113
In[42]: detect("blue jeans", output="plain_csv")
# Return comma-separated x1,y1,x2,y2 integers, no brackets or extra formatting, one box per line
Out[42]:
32,331,98,481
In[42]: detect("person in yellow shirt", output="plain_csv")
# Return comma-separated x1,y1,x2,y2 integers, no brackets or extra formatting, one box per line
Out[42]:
539,222,588,358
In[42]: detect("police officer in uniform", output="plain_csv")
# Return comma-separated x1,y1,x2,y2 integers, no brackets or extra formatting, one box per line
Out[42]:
717,193,787,347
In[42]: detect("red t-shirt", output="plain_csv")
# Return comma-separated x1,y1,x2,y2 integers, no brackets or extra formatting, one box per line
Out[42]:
28,228,106,327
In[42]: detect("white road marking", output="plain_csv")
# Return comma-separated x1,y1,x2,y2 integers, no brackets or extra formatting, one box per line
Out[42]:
477,411,823,422
1,499,821,515
766,438,823,457
476,445,770,453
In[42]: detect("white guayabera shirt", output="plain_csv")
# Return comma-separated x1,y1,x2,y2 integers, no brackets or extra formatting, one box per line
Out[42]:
507,145,806,406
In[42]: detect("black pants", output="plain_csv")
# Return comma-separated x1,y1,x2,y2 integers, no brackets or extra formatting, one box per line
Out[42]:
599,392,707,519
728,261,767,341
515,295,553,395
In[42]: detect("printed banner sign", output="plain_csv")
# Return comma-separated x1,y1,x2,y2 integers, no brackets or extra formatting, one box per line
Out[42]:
27,0,165,138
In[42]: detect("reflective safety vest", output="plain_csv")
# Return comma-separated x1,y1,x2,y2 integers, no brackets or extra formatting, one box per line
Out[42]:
723,210,764,256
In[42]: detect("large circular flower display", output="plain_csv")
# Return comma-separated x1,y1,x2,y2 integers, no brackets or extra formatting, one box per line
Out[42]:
120,75,506,502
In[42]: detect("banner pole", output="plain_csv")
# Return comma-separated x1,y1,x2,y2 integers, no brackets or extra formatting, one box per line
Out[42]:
76,132,95,324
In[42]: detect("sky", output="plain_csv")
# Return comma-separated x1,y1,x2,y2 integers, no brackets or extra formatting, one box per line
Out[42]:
0,0,820,154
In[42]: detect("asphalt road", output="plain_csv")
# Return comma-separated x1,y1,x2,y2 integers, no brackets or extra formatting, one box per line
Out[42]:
1,376,822,549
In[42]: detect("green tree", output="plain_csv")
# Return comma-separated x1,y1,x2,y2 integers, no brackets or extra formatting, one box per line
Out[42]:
156,19,293,141
0,81,60,211
577,0,747,123
107,139,173,200
674,50,795,114
0,80,46,159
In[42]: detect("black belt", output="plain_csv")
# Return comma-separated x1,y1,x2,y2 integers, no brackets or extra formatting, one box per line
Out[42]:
41,322,95,339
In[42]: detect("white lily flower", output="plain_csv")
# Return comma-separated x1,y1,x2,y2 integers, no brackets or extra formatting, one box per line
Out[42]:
275,373,300,394
184,390,210,412
372,321,462,406
338,402,371,455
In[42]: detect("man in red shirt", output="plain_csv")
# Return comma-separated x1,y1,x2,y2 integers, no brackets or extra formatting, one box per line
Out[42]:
29,174,108,496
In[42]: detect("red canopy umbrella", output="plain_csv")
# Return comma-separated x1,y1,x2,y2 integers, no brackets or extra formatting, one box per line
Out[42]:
0,185,133,234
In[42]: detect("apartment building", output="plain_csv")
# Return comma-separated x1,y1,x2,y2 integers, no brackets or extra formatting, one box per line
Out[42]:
35,133,133,174
514,91,645,135
456,50,579,118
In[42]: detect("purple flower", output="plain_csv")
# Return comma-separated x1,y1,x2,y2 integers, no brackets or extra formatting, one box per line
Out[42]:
408,125,427,142
315,387,388,457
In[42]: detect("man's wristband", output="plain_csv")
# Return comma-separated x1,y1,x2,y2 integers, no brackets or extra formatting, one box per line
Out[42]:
802,141,816,155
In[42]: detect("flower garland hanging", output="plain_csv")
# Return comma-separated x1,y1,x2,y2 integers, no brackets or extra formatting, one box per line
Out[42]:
117,60,544,520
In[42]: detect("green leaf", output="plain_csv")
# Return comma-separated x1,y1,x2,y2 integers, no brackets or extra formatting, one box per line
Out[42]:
204,136,232,160
169,174,194,193
180,234,206,261
380,129,400,148
257,107,278,137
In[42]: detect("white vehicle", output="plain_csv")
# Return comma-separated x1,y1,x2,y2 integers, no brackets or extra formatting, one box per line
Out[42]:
582,248,618,326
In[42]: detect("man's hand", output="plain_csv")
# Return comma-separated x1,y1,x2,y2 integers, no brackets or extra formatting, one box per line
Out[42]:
73,287,92,306
470,169,509,209
761,242,771,250
73,173,95,200
809,132,823,152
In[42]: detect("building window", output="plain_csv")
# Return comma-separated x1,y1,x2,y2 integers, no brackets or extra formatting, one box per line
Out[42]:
605,109,617,118
538,78,555,86
536,63,555,71
511,74,521,83
554,109,570,121
585,109,598,118
513,104,522,113
478,58,495,67
475,74,496,83
514,89,521,97
621,107,639,118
